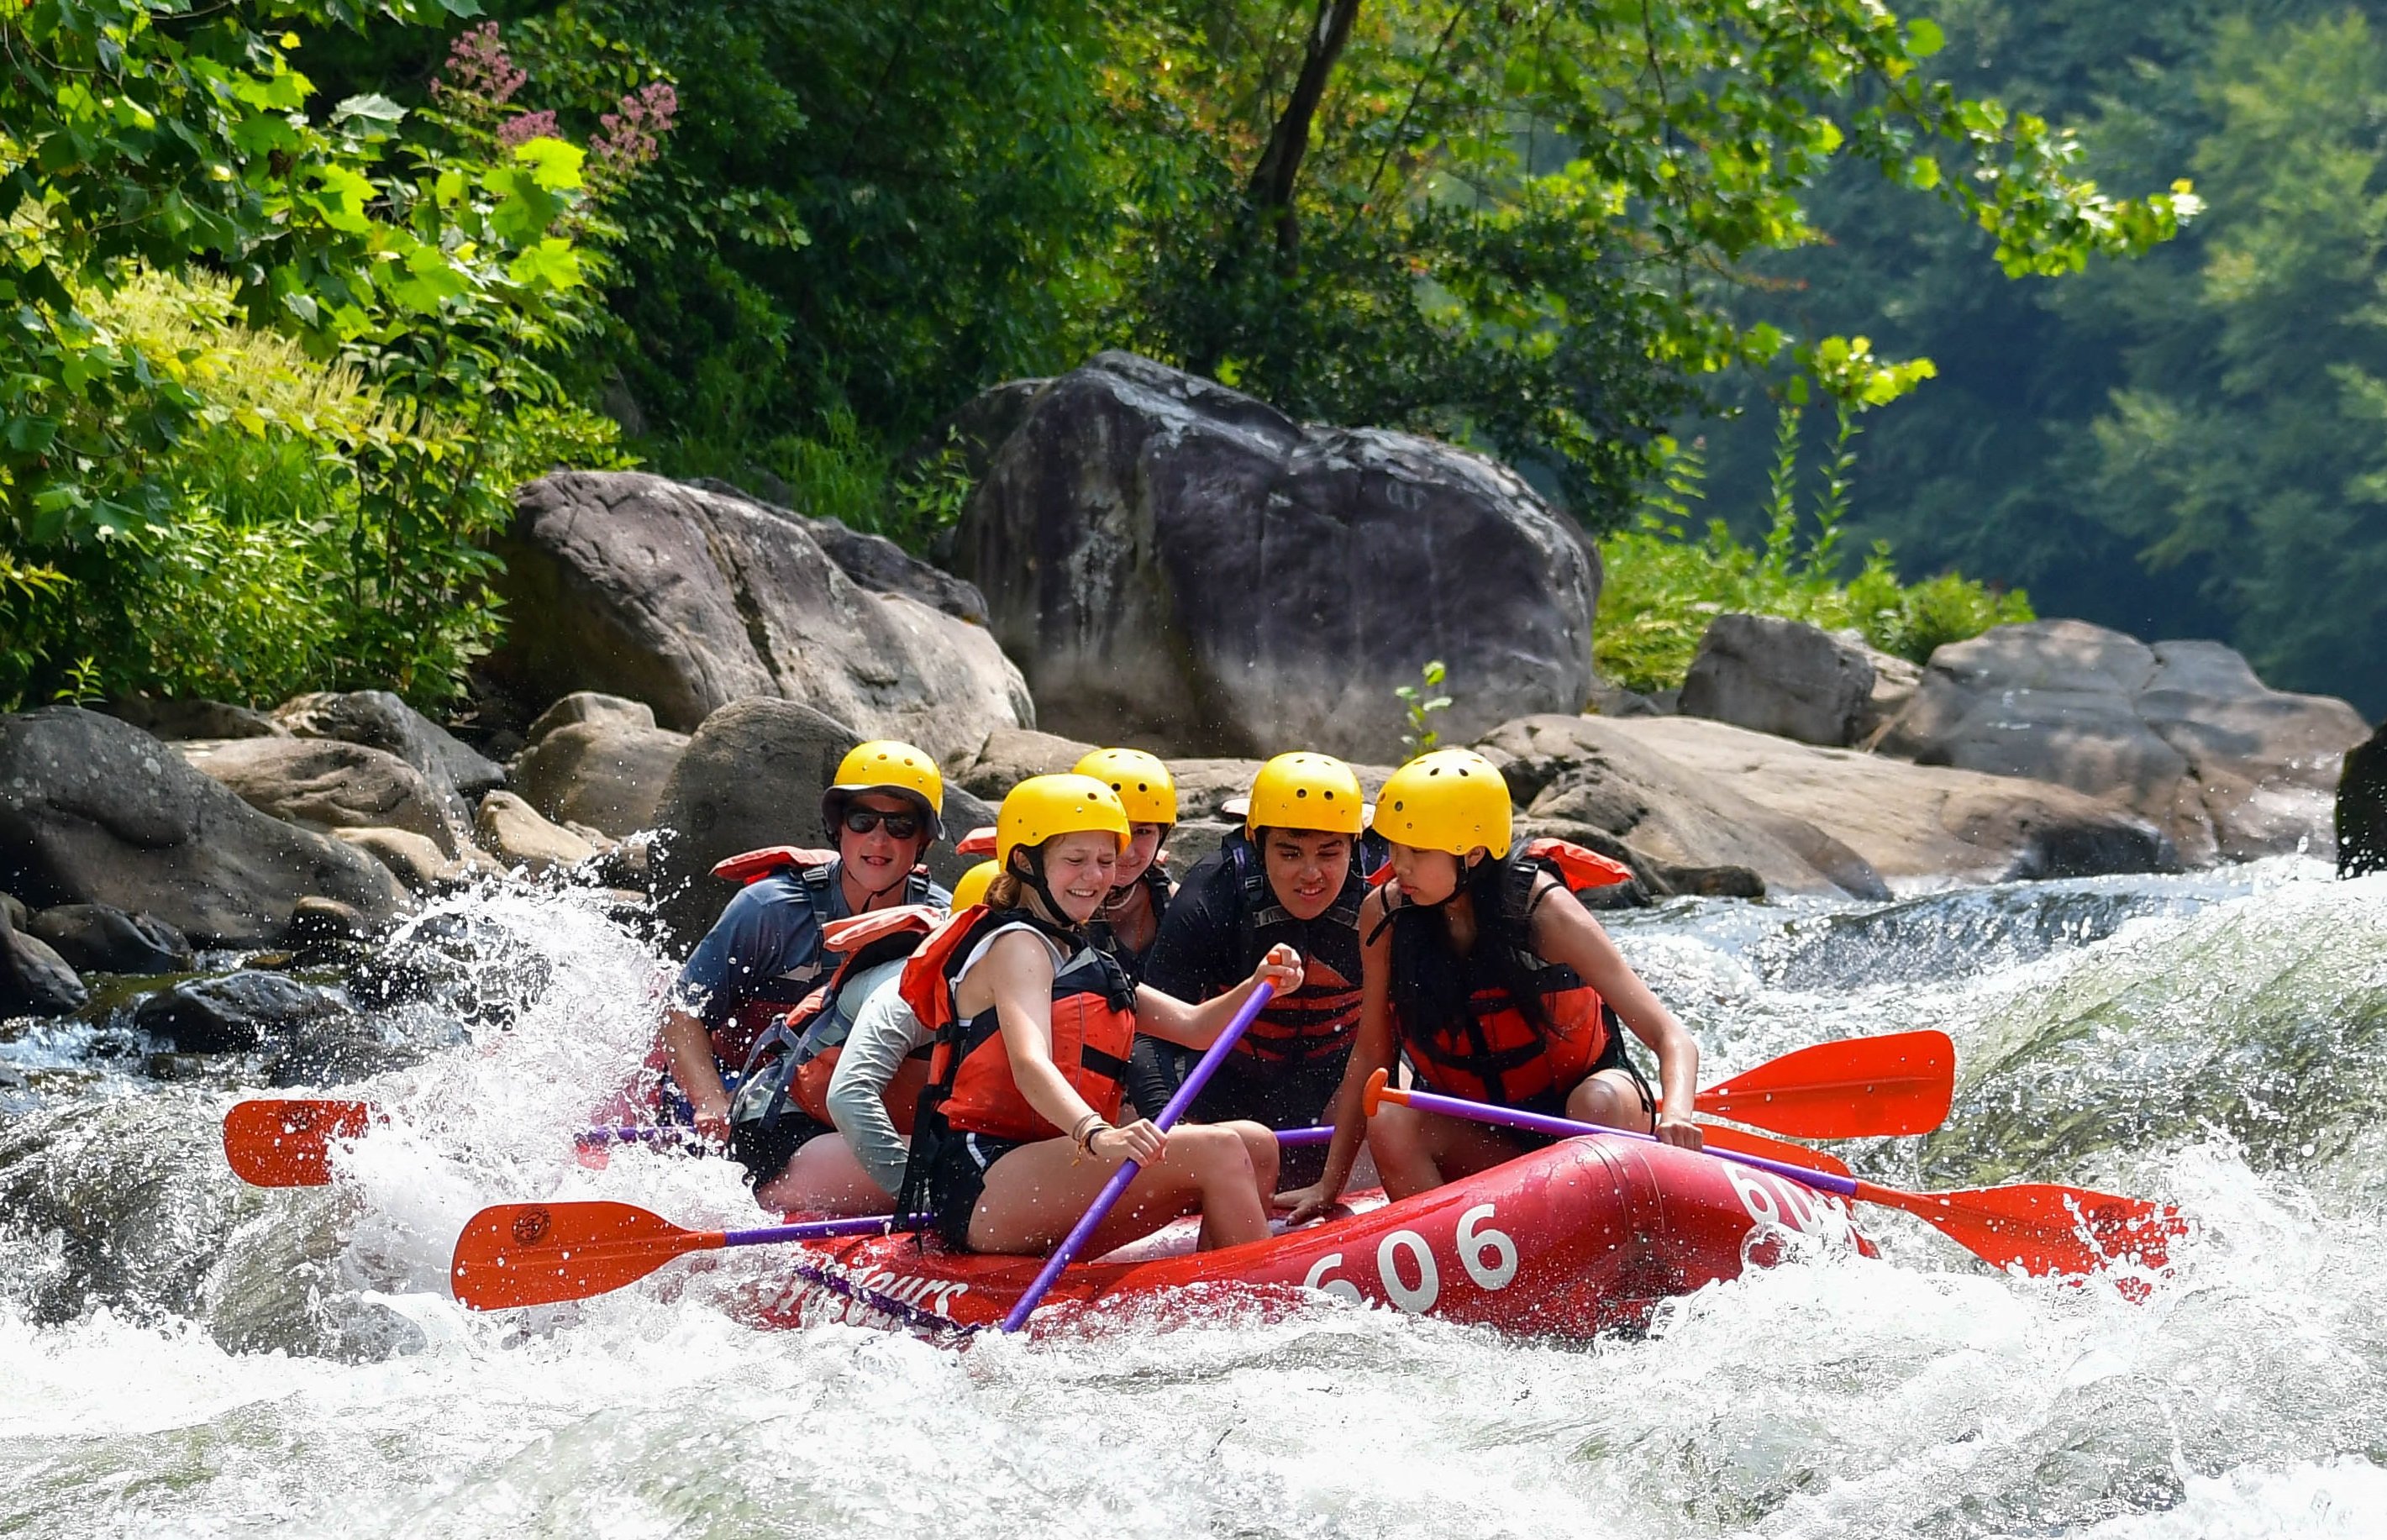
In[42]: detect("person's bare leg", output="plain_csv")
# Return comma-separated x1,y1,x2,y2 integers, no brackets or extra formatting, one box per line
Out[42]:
754,1133,891,1216
1369,1102,1529,1197
965,1127,1269,1255
1565,1068,1652,1132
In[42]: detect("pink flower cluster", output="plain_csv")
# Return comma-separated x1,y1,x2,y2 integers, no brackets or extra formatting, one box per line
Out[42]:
432,23,526,111
592,82,679,176
497,109,560,149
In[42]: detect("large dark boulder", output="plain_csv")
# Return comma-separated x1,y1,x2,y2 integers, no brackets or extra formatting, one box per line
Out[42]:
2342,723,2387,876
24,904,192,975
486,471,1032,763
133,971,350,1053
649,698,994,943
0,708,407,946
1879,622,2371,863
0,902,87,1016
272,690,506,806
180,738,467,856
684,478,990,623
954,353,1599,759
1680,615,1881,748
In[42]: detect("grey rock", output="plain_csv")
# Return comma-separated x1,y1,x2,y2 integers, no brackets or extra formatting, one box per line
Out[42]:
0,903,87,1015
683,476,991,623
181,737,466,856
649,698,993,942
329,827,469,894
0,708,407,946
273,690,506,807
133,970,349,1053
101,697,287,741
0,892,24,929
946,726,1101,802
511,719,689,837
1603,714,2179,886
474,791,597,875
1879,620,2370,862
1680,614,1879,748
523,692,656,745
488,471,1032,764
2341,723,2387,877
282,895,374,946
954,352,1598,759
24,904,192,975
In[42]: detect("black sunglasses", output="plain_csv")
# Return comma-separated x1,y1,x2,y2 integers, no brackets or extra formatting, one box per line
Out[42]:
842,807,923,840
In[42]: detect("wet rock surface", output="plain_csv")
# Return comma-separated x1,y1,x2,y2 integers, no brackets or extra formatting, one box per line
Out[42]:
133,970,351,1053
272,690,507,807
2342,722,2387,876
0,707,407,946
24,904,192,975
0,903,87,1016
954,352,1599,759
510,718,689,837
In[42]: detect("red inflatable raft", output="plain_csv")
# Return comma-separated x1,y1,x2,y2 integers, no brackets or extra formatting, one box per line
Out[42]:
735,1133,1874,1338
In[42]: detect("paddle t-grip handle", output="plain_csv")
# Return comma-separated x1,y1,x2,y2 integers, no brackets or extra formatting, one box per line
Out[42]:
998,980,1278,1332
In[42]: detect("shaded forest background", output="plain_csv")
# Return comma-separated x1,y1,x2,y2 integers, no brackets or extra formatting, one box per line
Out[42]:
7,1,2379,717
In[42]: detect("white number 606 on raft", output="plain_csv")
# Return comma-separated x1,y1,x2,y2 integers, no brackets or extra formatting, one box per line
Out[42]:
1301,1204,1518,1314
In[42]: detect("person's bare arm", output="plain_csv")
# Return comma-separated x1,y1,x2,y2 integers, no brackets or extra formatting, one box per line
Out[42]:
1532,879,1702,1147
658,1008,733,1143
1131,943,1303,1047
1275,888,1398,1221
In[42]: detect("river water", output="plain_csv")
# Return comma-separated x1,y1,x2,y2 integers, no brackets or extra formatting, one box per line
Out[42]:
3,861,2384,1537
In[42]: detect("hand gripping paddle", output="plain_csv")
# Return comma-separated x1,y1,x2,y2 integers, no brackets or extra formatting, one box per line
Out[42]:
1364,1072,2185,1282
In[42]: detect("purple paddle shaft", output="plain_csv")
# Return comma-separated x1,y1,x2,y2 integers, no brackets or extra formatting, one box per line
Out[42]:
720,1213,906,1248
998,980,1278,1332
1393,1084,1859,1200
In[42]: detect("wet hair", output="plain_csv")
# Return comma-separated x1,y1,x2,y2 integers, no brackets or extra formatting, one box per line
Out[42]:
1386,850,1554,1043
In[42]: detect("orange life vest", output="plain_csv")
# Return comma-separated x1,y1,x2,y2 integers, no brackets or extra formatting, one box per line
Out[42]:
731,907,939,1138
1221,833,1370,1065
1387,839,1635,1110
902,907,1138,1144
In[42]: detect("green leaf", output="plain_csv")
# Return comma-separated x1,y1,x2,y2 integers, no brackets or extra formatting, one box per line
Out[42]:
1907,19,1945,58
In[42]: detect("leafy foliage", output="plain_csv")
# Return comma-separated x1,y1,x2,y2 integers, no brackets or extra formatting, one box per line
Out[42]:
1396,660,1453,762
1596,414,2032,695
1,3,642,707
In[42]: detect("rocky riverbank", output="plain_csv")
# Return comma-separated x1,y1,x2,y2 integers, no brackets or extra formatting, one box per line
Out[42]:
3,352,2375,1081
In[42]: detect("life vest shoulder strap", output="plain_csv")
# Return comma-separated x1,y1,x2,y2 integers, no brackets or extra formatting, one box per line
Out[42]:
710,845,838,886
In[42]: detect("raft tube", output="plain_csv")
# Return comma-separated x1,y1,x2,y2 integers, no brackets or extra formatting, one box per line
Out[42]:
739,1134,1874,1339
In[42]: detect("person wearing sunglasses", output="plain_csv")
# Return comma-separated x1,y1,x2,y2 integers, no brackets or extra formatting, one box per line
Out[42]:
656,740,951,1158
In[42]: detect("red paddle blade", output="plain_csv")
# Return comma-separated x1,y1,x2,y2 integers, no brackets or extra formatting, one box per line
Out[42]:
1856,1180,2187,1280
1696,1122,1852,1178
450,1201,721,1310
1696,1031,1955,1138
222,1099,374,1187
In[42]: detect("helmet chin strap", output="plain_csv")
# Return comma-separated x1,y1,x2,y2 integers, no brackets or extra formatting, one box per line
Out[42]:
1008,846,1084,935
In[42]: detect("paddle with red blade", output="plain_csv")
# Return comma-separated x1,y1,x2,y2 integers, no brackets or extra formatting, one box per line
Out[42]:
451,1201,905,1310
1694,1030,1953,1138
221,1097,376,1187
1364,1071,2185,1281
223,1031,1952,1188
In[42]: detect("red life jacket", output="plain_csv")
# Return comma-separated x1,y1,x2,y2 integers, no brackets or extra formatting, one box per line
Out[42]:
733,906,939,1137
699,845,935,1069
902,907,1138,1144
1221,833,1370,1065
1388,839,1635,1110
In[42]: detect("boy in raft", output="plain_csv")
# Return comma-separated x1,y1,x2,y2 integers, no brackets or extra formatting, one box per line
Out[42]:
656,740,951,1177
902,774,1303,1255
1072,747,1177,982
1279,749,1703,1223
1128,752,1371,1182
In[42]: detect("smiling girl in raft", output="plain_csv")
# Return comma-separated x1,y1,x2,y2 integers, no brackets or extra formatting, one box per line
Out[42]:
895,774,1305,1254
1278,749,1705,1224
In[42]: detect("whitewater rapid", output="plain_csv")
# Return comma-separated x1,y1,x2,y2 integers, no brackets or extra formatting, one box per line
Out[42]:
3,864,2384,1537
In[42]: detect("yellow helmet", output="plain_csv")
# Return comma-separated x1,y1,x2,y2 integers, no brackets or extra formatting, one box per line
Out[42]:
823,739,944,840
1375,749,1512,859
1073,747,1177,826
996,774,1130,868
1246,752,1365,837
949,859,1000,911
